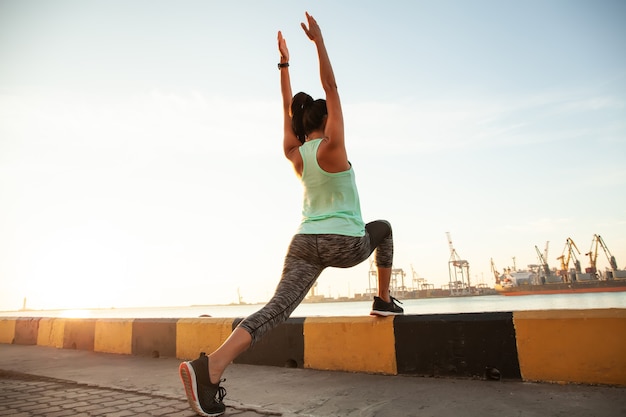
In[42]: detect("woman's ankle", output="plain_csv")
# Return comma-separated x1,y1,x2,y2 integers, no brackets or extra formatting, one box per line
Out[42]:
207,355,224,385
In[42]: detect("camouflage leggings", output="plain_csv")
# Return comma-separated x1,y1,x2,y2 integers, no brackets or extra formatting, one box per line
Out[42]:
237,220,393,344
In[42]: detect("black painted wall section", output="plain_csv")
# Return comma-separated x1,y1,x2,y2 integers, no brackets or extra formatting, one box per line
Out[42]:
132,318,177,358
14,318,40,345
64,319,96,351
394,312,521,380
232,318,305,368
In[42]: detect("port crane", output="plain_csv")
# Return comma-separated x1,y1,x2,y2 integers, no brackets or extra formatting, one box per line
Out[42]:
589,235,626,279
585,235,601,277
556,238,581,282
535,241,552,279
446,232,471,295
368,258,408,297
391,268,408,297
490,258,501,284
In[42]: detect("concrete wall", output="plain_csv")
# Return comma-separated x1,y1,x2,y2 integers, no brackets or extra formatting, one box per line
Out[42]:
1,309,624,386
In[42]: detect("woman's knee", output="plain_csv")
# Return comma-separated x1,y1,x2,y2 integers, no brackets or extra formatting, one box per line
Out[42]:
366,220,392,247
366,219,391,234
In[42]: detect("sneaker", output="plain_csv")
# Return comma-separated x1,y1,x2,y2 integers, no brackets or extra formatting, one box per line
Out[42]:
179,352,227,417
370,296,404,316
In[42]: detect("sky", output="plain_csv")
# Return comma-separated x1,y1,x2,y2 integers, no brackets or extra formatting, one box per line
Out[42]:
1,0,625,311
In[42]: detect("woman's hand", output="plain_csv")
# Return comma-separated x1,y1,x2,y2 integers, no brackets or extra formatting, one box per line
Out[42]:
300,11,323,43
277,31,289,62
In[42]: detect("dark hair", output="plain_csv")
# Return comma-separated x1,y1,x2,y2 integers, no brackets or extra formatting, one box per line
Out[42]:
291,92,327,144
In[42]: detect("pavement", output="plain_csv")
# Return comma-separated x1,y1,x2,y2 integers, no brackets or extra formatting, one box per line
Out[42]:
0,344,625,417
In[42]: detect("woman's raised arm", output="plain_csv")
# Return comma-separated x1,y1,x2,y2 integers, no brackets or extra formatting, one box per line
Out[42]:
301,12,345,153
278,31,302,165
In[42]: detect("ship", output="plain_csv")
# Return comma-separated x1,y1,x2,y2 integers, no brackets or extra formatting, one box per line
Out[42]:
493,235,626,296
494,269,626,296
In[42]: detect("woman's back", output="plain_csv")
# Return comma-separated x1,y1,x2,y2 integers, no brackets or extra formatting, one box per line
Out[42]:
297,138,364,236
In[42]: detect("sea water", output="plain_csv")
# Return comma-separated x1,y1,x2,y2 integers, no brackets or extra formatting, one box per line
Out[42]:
1,292,625,319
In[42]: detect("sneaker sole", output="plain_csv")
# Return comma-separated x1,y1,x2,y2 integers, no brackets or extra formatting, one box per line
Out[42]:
370,310,404,317
179,361,219,417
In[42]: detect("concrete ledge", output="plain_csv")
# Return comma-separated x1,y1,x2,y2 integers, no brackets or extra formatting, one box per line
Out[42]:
63,319,96,350
514,309,626,385
95,319,134,355
176,318,234,360
394,312,521,380
1,309,624,386
0,318,16,344
37,318,65,348
14,318,40,345
304,316,396,374
234,317,306,369
132,318,177,358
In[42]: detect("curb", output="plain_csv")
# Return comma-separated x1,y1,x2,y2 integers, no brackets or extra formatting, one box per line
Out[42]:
1,309,625,386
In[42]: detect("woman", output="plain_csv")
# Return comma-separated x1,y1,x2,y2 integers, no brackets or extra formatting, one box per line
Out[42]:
179,12,403,417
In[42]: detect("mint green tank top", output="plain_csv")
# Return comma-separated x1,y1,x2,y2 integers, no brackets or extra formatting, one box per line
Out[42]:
297,139,365,236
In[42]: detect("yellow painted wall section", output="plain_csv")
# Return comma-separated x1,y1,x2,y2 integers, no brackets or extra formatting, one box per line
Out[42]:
514,309,626,386
37,318,65,348
304,316,397,375
0,318,16,344
94,319,134,355
176,318,235,360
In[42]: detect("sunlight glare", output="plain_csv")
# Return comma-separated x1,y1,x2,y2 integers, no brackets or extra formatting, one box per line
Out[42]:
59,309,92,318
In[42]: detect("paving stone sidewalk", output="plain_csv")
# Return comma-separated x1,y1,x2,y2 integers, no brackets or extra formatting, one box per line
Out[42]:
2,345,626,417
0,370,276,417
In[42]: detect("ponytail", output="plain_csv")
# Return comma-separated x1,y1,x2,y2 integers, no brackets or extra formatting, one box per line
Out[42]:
291,92,312,144
291,92,328,144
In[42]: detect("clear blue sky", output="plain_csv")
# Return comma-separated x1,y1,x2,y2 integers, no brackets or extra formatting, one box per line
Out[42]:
1,0,625,311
